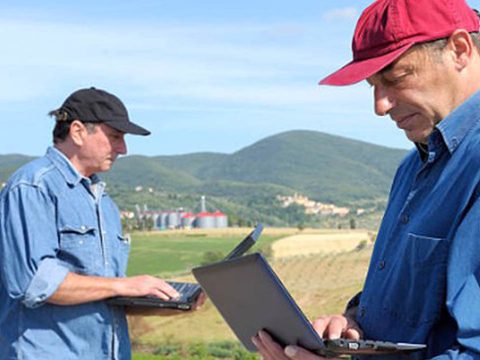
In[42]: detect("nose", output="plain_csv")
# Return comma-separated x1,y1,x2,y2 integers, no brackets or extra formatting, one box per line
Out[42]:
117,137,127,155
373,85,395,116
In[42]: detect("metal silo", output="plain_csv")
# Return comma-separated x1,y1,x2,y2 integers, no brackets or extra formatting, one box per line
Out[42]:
152,213,161,230
167,212,179,229
213,211,228,228
157,212,168,230
195,212,216,228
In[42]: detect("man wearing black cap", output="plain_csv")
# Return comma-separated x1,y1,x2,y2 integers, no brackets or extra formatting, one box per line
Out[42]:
254,0,480,359
0,88,201,359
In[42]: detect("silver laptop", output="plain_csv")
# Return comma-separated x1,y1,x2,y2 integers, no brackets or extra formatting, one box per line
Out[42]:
192,253,426,357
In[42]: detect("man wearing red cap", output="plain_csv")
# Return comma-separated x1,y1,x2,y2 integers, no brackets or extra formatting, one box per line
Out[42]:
254,0,480,359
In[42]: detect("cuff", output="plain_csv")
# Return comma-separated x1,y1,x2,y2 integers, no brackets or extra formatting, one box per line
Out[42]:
23,258,69,308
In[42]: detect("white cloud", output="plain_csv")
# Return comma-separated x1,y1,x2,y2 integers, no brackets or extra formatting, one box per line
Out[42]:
0,11,394,156
0,17,343,107
323,7,358,22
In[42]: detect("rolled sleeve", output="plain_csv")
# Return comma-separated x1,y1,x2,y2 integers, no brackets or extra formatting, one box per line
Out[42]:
0,183,61,301
23,257,69,308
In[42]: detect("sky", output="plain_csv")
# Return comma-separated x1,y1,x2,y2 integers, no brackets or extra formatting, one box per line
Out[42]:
2,0,480,156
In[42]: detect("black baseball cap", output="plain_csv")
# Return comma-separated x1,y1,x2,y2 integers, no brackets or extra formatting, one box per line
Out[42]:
55,87,150,136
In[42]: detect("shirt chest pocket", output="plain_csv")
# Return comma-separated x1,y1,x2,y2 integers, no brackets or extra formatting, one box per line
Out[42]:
109,234,131,276
382,233,450,327
58,224,102,274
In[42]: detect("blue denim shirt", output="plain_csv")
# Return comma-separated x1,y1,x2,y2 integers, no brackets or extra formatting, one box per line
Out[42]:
356,91,480,359
0,147,131,360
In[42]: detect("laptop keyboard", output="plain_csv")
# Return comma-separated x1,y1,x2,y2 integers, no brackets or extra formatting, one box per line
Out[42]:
168,281,200,299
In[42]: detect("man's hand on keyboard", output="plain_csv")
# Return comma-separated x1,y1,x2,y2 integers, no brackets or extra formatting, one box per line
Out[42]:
116,275,180,300
312,314,362,340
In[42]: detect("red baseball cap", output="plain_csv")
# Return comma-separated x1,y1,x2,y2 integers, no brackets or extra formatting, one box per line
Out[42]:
319,0,480,86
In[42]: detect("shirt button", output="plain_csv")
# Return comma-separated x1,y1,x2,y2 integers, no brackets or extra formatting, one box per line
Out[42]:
401,214,409,224
378,260,386,270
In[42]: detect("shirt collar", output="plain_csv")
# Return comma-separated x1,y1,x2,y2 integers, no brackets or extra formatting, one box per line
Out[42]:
434,90,480,155
415,142,429,162
46,147,100,187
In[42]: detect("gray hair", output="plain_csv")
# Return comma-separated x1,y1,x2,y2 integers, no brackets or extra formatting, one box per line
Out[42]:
49,110,98,144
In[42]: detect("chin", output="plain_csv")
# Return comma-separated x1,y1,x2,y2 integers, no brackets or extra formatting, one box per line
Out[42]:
405,131,429,144
98,164,113,173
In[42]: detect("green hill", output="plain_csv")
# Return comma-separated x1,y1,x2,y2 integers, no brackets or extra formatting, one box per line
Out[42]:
174,130,405,203
127,130,405,204
102,155,201,192
0,154,36,181
0,130,408,227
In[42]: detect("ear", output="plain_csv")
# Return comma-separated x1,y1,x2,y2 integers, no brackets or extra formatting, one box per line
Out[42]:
69,120,88,146
447,29,475,71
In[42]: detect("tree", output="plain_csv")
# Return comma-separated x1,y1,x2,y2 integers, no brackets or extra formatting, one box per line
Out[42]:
349,218,356,229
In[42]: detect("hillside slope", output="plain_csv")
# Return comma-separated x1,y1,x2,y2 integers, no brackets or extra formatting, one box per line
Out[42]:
0,131,408,226
151,130,407,203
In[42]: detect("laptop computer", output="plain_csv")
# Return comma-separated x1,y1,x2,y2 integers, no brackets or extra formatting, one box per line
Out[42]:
192,253,426,357
106,224,263,311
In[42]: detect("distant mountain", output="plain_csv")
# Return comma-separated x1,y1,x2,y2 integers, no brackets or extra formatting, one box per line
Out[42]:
0,154,36,182
107,130,407,203
0,130,409,227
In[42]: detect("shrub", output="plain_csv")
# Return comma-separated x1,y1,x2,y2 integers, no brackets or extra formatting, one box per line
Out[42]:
355,240,368,251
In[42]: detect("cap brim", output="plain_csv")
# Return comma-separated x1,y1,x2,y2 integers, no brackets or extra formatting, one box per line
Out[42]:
319,44,414,86
105,120,151,136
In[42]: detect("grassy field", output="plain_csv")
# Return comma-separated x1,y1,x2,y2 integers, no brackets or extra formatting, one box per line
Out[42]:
126,227,297,276
127,228,373,359
271,230,373,258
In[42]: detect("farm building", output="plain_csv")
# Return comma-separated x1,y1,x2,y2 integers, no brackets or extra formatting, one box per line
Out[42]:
134,196,228,230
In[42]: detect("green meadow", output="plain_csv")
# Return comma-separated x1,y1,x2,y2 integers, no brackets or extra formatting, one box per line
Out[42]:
127,228,371,359
126,229,285,277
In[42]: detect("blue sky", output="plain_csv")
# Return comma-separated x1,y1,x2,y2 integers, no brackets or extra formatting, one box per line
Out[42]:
2,0,480,156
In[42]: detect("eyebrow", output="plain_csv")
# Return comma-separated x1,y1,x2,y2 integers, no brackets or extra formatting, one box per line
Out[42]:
379,63,395,75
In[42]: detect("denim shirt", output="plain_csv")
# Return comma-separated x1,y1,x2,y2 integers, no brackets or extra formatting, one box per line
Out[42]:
0,147,131,360
356,91,480,359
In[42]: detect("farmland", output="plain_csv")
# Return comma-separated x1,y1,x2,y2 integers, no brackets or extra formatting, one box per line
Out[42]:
128,228,373,359
126,227,299,277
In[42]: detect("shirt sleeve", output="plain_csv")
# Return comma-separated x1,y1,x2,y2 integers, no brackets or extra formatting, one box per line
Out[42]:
0,183,69,308
430,198,480,359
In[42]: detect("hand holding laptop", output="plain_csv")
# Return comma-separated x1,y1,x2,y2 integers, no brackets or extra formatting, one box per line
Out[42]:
107,224,263,311
253,330,339,360
253,313,362,360
126,292,207,316
192,253,425,357
111,274,205,316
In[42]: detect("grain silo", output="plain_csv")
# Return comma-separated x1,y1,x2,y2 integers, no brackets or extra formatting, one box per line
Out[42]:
213,210,228,228
167,211,180,229
158,212,168,229
151,212,161,230
195,211,216,228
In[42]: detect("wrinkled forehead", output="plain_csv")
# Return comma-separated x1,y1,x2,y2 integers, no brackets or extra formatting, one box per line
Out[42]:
367,45,430,83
